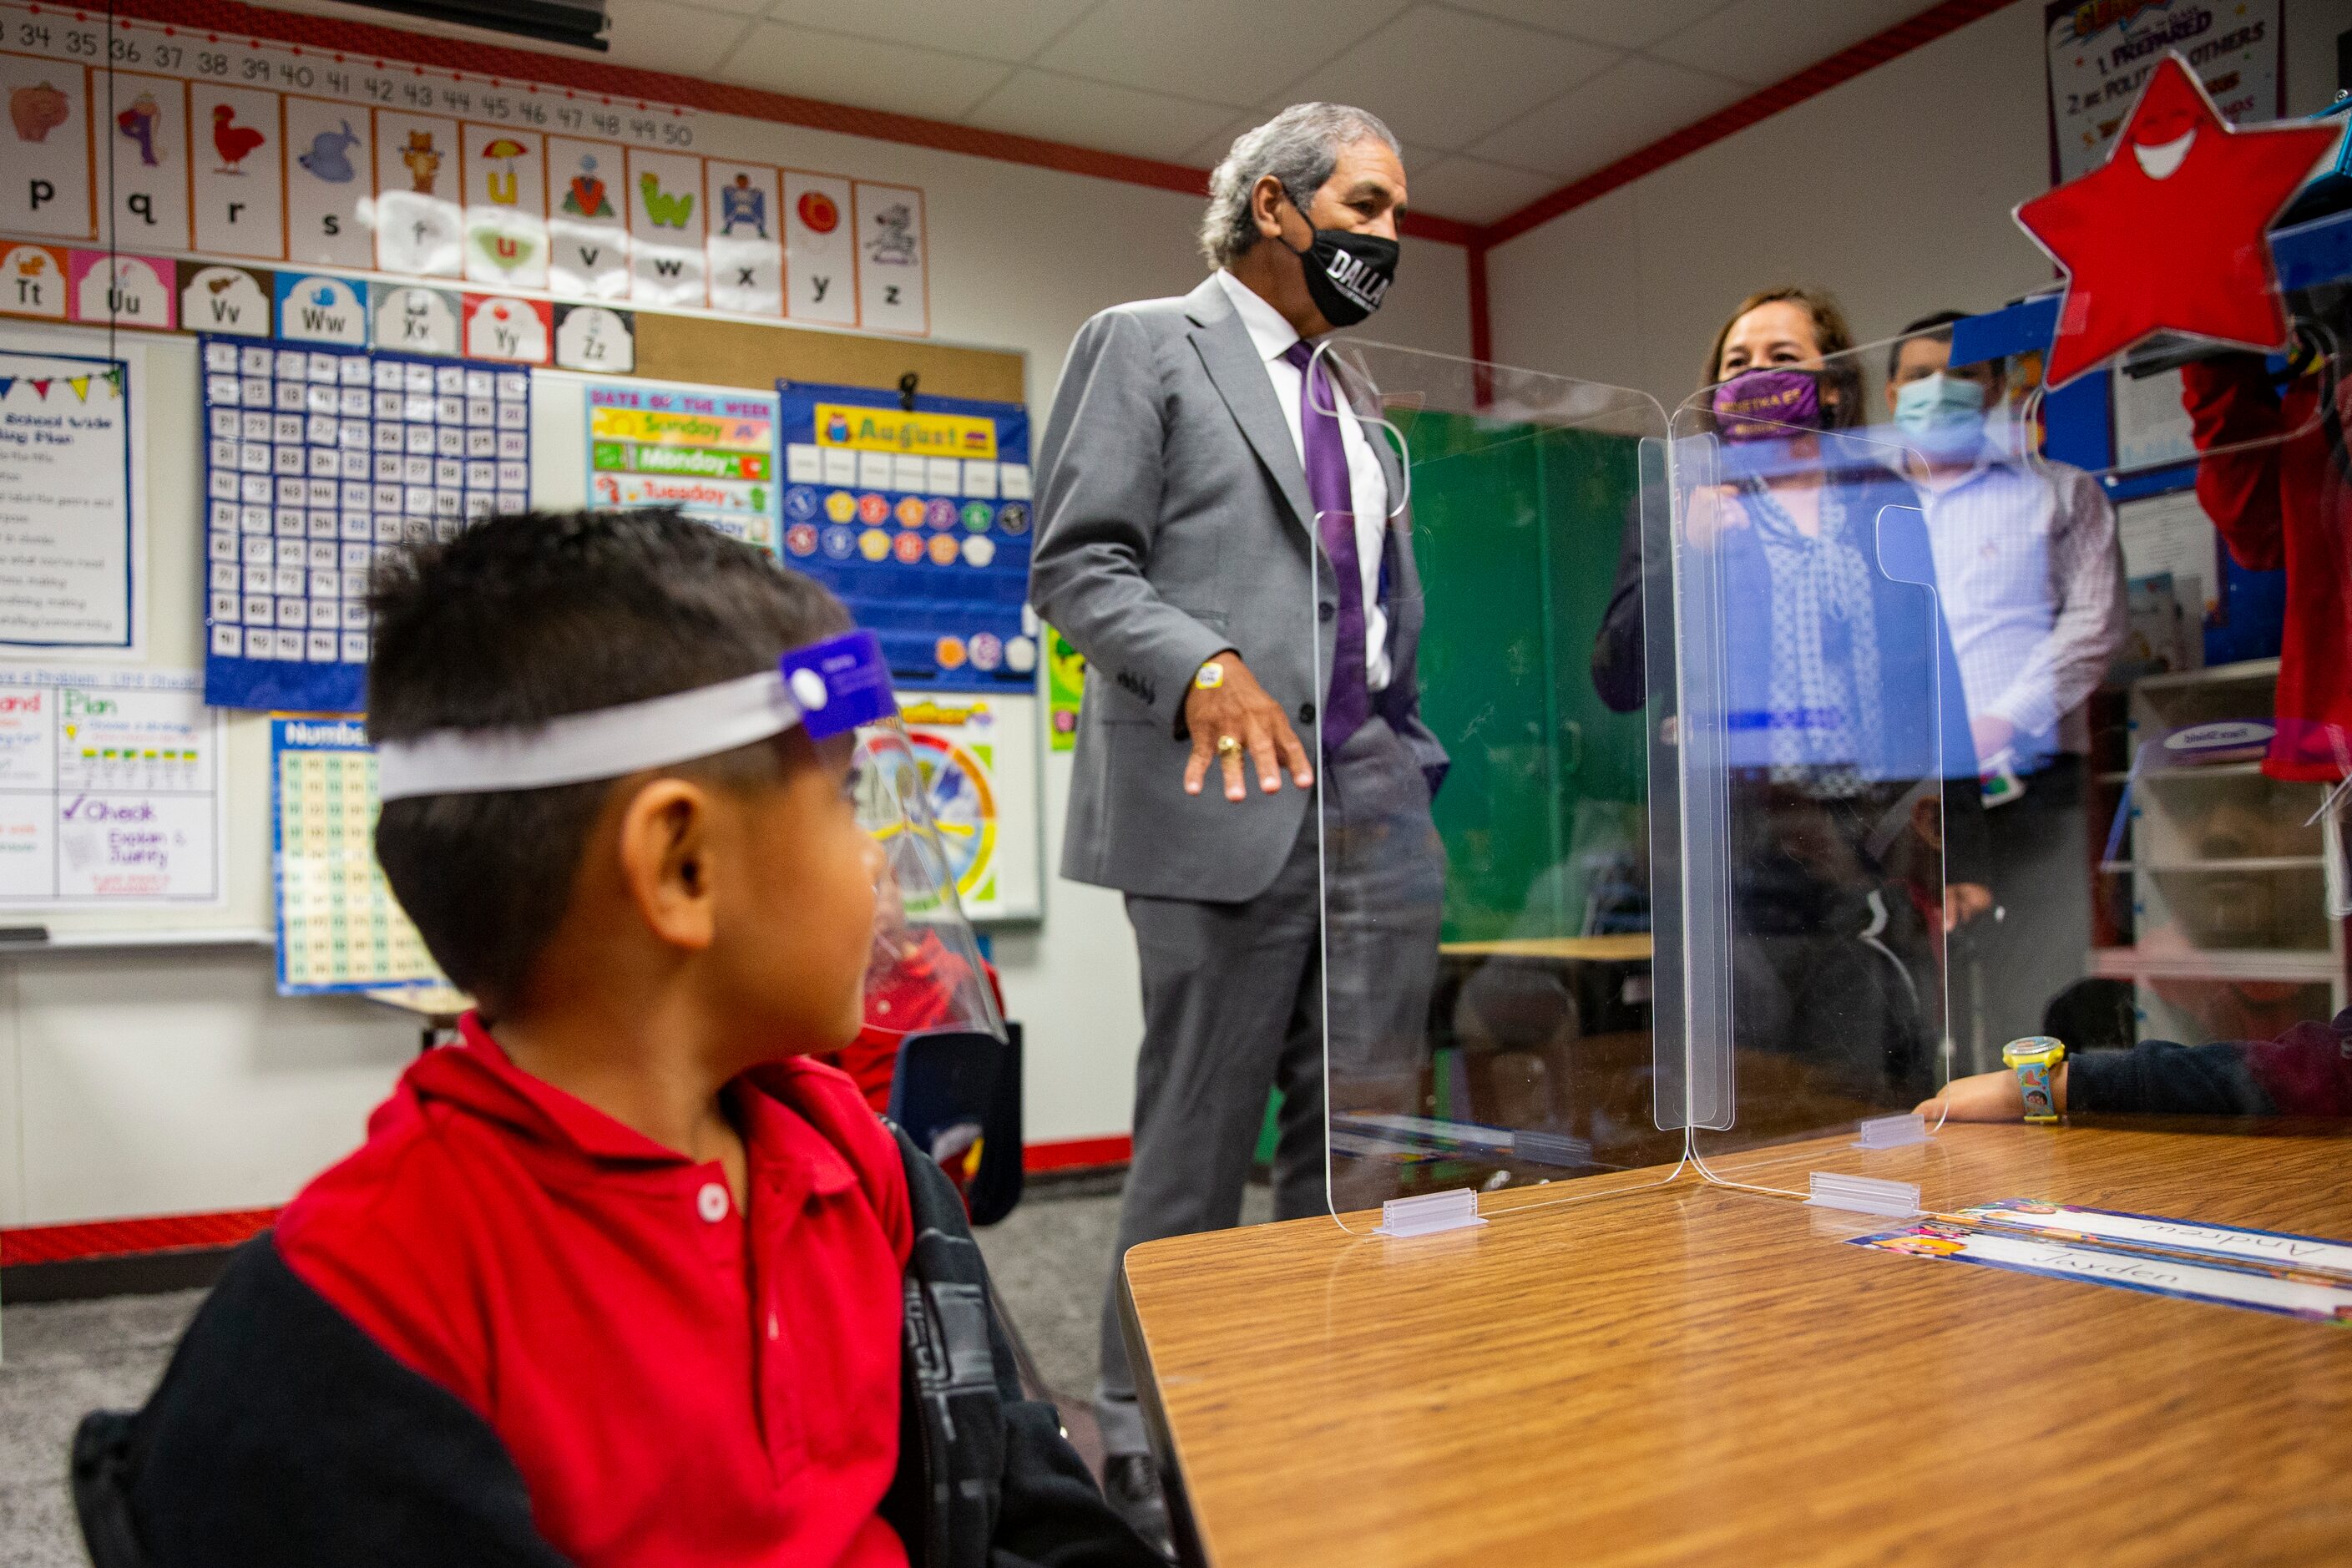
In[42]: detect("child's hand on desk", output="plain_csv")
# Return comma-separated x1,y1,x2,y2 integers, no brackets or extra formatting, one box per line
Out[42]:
1917,1065,2068,1122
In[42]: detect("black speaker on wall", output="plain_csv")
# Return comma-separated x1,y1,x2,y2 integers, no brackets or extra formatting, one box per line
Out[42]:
340,0,609,52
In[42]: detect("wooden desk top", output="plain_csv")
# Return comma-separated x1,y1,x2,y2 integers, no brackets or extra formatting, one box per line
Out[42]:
1438,934,1653,962
1123,1125,2352,1565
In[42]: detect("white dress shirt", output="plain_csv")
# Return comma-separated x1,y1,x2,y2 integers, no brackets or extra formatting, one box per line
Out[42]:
1916,443,2126,766
1214,269,1393,691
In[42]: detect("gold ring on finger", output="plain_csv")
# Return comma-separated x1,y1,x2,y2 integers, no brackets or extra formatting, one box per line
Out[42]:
1216,735,1243,756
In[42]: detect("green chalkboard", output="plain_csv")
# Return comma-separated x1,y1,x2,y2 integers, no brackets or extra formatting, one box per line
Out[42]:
1400,412,1649,943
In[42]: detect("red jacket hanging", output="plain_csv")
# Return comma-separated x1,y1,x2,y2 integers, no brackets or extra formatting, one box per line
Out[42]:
2178,354,2352,781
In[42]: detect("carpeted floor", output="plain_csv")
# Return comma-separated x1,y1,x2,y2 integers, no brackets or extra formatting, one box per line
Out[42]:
0,1176,1270,1568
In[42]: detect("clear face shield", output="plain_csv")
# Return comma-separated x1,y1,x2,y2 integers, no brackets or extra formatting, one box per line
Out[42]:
375,628,1004,1042
851,717,1004,1041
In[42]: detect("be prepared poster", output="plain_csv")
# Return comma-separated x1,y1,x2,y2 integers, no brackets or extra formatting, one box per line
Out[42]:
0,665,221,904
585,382,776,552
2045,0,2282,183
0,348,137,650
899,692,1040,922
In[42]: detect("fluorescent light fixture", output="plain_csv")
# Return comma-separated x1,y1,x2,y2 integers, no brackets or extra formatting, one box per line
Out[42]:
340,0,610,52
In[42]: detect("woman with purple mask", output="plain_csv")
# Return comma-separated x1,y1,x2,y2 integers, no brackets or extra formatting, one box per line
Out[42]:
1687,288,1989,1112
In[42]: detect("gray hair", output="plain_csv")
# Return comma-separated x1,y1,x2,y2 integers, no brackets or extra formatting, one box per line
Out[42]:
1199,103,1400,270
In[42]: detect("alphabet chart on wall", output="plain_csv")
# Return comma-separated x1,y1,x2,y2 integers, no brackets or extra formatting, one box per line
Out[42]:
0,8,928,335
200,333,531,713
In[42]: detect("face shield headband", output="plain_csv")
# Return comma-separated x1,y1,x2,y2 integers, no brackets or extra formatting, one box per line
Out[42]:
373,630,897,802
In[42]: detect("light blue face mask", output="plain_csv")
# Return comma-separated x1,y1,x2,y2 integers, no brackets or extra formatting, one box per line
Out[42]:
1893,371,1988,445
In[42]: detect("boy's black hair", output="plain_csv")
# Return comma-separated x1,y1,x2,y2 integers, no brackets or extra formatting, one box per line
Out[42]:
367,508,849,1011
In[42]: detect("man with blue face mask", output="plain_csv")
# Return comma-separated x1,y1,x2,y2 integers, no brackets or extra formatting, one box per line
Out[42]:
1886,311,2127,1066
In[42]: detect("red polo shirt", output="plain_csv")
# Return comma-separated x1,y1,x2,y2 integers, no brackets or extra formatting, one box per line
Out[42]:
275,1017,913,1568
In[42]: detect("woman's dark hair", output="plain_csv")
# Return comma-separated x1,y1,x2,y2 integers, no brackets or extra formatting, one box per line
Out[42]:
1699,286,1865,431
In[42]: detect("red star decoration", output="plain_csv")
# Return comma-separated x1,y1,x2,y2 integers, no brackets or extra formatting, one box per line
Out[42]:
2015,52,2339,388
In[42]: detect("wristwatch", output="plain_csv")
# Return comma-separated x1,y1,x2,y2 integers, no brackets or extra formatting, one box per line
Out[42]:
2001,1035,2066,1124
1193,660,1226,690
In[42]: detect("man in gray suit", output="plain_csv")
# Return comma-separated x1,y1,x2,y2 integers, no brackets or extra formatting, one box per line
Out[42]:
1029,102,1446,1548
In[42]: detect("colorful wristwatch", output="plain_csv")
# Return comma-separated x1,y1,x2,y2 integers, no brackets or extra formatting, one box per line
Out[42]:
2001,1035,2066,1124
1193,660,1226,690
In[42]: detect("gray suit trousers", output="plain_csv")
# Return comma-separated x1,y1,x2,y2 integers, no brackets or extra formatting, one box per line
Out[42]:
1094,716,1444,1455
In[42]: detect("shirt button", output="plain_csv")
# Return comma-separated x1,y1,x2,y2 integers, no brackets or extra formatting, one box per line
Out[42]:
767,1312,781,1342
696,1181,730,1223
1318,602,1335,623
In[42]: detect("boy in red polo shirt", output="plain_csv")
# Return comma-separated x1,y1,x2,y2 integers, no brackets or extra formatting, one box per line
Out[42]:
73,509,1157,1568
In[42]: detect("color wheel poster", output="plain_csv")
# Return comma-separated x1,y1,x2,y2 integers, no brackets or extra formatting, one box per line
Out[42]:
586,382,777,553
899,692,1039,921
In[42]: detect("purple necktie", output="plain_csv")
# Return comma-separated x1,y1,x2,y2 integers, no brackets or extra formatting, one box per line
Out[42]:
1283,340,1370,756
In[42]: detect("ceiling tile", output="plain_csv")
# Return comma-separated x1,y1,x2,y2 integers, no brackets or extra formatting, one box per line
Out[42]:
627,0,769,17
1395,154,1556,224
1473,55,1746,179
1035,0,1407,109
750,0,1099,63
1287,5,1617,153
719,23,1014,119
1441,0,1736,50
1647,0,1931,88
601,0,756,77
963,71,1238,162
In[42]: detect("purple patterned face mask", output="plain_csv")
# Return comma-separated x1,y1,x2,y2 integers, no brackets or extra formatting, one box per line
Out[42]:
1712,367,1823,441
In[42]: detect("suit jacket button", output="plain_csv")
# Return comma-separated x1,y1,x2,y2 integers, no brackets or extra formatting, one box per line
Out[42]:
1297,702,1315,725
1318,602,1335,623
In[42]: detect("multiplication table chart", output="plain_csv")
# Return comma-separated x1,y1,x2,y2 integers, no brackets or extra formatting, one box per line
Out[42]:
201,336,533,713
271,717,443,995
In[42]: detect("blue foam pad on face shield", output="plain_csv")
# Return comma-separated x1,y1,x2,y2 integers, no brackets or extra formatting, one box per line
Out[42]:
781,629,898,740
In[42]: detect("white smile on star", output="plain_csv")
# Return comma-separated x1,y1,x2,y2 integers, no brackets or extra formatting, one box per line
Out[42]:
2132,129,2196,180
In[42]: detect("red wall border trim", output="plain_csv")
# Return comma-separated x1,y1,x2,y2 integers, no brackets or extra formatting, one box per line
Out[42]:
0,1136,1133,1264
3,1207,281,1267
1481,0,2023,248
1022,1135,1131,1174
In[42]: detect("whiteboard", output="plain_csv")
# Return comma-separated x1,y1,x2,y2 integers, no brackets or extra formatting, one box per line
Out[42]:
0,321,274,943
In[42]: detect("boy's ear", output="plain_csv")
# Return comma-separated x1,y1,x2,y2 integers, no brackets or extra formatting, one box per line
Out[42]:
615,777,719,952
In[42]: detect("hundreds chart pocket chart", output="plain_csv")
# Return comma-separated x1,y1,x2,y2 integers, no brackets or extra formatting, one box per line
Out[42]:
773,380,1034,688
200,336,533,713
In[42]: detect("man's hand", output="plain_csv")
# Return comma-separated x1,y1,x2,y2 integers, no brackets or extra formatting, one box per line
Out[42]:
1944,882,1993,931
1183,652,1314,802
1970,713,2016,769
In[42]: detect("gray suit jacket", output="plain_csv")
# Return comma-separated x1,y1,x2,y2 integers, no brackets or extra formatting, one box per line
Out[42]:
1029,275,1445,903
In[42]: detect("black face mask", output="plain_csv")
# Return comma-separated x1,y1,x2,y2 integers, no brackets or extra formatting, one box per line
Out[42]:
1280,200,1397,329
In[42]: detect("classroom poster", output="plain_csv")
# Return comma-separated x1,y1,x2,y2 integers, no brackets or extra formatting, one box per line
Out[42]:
2117,488,2222,617
1046,627,1085,752
773,381,1034,687
2110,364,2198,471
898,691,1042,921
201,336,532,712
584,381,776,551
271,716,443,994
2044,0,2283,183
0,347,137,650
0,664,221,905
1,8,935,334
